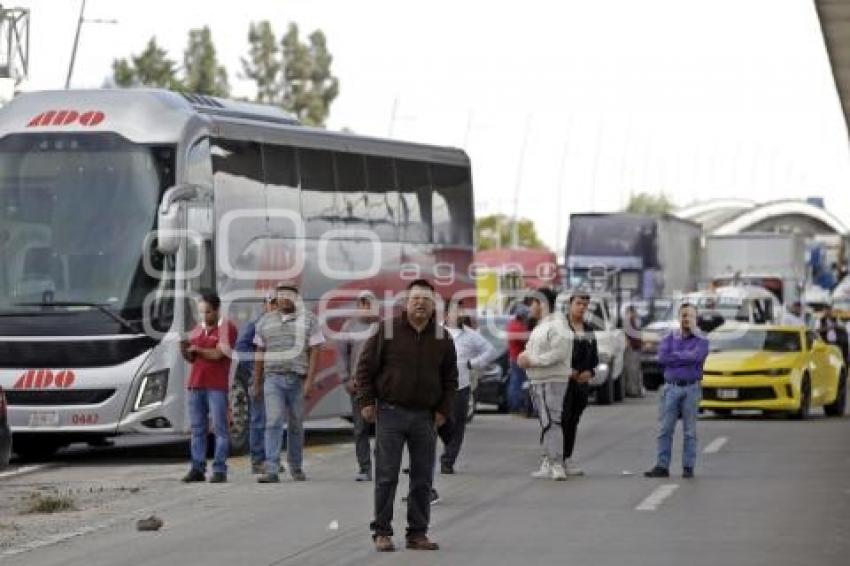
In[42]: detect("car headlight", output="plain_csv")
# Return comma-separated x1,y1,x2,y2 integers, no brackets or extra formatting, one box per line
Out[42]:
134,369,169,410
765,368,791,377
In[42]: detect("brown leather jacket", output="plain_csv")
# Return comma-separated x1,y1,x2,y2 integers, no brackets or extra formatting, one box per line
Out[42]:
355,314,458,416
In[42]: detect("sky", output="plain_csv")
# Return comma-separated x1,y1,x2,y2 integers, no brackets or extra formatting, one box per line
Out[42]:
8,0,850,252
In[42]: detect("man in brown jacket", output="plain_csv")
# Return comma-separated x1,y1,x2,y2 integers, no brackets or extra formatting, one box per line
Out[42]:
356,279,458,553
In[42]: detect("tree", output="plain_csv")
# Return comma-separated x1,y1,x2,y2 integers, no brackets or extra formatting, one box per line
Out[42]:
242,21,340,127
241,21,280,104
475,214,547,251
624,192,675,215
111,37,180,90
183,27,230,97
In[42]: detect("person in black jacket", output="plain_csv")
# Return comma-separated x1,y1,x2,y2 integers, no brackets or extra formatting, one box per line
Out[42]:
356,279,458,553
561,292,599,477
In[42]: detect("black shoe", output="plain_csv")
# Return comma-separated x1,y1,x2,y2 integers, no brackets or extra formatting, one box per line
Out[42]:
683,467,694,479
430,489,440,505
441,463,454,475
257,473,280,483
291,469,307,481
209,472,227,483
644,466,670,478
181,469,205,483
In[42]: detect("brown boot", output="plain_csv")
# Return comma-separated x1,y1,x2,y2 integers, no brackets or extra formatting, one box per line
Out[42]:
406,535,439,550
374,535,395,552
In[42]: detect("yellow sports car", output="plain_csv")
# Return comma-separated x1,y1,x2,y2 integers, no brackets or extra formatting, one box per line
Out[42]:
700,324,847,419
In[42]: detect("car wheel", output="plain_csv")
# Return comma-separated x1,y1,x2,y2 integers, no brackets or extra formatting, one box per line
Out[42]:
790,377,811,420
596,376,614,405
228,373,250,456
824,369,847,417
643,372,663,391
497,382,509,414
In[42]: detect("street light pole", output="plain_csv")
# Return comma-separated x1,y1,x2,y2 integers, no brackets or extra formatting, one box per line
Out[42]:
65,0,117,89
65,0,86,89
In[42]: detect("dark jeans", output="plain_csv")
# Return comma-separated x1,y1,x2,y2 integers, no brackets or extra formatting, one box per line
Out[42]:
350,392,372,473
508,361,529,412
438,386,470,468
562,381,589,460
372,400,436,539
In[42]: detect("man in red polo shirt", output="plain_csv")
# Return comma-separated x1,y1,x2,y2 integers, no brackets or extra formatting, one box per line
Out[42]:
180,291,238,483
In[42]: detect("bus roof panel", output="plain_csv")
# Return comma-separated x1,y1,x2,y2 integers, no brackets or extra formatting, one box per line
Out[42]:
0,89,470,167
208,117,470,167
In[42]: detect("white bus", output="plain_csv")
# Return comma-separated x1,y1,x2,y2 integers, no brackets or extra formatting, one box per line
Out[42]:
0,89,474,459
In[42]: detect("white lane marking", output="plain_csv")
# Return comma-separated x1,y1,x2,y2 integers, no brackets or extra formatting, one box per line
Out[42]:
0,464,50,480
636,484,679,511
703,436,728,454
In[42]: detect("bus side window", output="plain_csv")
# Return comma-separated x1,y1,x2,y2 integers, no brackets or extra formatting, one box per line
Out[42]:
395,159,431,243
431,163,473,246
300,148,336,238
364,155,400,241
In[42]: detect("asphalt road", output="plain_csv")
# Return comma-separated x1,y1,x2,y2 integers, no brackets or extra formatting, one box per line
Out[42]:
1,394,848,566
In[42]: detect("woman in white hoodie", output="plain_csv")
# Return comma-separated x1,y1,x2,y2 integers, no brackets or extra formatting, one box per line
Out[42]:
517,288,572,481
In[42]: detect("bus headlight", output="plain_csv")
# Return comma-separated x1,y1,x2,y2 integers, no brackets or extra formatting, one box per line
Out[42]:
134,369,169,410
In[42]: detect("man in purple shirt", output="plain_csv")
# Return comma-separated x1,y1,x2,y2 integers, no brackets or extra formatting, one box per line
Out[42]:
645,303,709,479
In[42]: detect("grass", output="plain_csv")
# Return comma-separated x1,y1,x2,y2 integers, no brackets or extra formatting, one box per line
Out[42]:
21,492,77,514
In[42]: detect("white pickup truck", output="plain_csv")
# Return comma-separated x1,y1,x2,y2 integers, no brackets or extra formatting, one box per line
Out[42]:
585,294,627,405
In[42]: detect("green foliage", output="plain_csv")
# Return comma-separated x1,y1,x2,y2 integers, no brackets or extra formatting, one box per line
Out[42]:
241,21,280,104
475,214,547,251
112,29,230,96
243,21,340,127
112,37,181,90
183,27,230,97
624,192,675,215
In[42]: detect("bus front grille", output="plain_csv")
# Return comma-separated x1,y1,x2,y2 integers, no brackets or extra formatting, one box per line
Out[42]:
6,389,116,406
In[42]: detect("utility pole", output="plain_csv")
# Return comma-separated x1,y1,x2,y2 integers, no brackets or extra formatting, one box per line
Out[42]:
387,96,399,137
511,115,531,248
65,0,117,89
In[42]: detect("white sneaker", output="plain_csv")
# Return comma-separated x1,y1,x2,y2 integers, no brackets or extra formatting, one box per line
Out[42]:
563,459,584,477
550,463,567,481
531,458,552,479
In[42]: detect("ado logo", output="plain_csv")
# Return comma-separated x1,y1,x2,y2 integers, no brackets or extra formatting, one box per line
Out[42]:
12,369,76,389
26,110,105,128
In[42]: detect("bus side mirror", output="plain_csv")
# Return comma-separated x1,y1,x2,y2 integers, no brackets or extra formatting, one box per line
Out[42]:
157,184,201,254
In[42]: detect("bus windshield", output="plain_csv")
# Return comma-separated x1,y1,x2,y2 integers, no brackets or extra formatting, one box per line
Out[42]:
0,133,173,319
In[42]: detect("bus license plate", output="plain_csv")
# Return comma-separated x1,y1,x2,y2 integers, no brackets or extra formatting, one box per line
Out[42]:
29,411,59,427
717,389,738,400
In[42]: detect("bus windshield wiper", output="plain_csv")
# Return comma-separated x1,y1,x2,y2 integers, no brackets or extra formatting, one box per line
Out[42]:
13,301,140,334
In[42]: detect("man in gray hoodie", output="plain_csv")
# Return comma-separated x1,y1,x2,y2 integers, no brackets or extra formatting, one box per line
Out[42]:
517,287,572,481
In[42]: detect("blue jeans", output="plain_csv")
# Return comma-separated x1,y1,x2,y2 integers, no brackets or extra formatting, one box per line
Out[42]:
249,391,266,466
508,361,529,412
656,382,701,470
188,388,229,475
264,372,304,475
